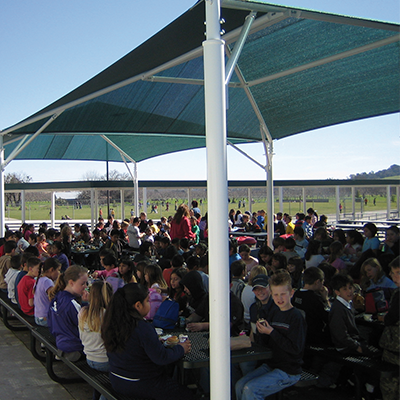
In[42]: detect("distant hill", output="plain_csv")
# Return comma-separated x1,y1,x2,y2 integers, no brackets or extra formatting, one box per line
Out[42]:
348,164,400,180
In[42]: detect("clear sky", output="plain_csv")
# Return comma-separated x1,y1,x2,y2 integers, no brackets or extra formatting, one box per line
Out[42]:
1,0,399,186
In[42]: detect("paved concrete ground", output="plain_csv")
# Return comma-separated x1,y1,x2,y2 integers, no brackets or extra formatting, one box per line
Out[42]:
0,320,91,400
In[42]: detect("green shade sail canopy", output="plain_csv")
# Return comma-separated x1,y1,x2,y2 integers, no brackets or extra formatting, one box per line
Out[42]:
2,0,399,162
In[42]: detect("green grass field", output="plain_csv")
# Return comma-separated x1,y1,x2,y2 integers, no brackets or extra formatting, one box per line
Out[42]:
4,194,396,221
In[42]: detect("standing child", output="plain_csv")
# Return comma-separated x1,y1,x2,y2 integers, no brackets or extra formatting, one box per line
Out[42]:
236,270,306,400
101,283,194,400
47,265,89,361
34,258,61,326
17,257,41,316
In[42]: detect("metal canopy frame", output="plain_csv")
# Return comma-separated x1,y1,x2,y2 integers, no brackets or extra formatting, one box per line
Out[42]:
1,3,399,397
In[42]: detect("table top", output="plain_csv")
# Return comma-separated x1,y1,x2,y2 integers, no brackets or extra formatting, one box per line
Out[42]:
168,331,272,369
230,231,268,238
71,245,101,254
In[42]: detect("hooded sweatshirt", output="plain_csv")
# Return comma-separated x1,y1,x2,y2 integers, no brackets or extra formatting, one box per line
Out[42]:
48,290,83,353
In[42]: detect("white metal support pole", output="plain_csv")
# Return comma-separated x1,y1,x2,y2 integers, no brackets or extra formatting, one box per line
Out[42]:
90,188,95,231
134,163,139,217
302,187,306,214
121,190,125,220
0,136,5,237
279,187,283,212
21,190,26,223
351,187,355,219
387,186,391,220
95,190,98,225
397,186,400,217
187,188,191,207
143,188,147,216
51,192,55,228
335,186,340,223
204,1,230,399
248,188,252,214
266,141,274,247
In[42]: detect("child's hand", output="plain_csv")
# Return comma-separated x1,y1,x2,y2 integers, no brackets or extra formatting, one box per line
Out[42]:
186,322,206,332
256,320,273,335
92,272,99,278
81,290,90,302
179,339,192,354
319,286,329,301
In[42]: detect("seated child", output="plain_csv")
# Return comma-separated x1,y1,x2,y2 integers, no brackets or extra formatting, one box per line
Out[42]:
380,256,400,400
329,274,368,355
272,237,285,254
34,258,61,326
283,238,298,262
287,256,304,290
48,265,89,361
184,270,244,337
17,257,41,316
103,229,122,260
239,244,259,275
292,267,331,345
328,241,347,271
236,270,306,400
0,240,17,292
5,254,22,304
93,254,118,279
230,259,246,300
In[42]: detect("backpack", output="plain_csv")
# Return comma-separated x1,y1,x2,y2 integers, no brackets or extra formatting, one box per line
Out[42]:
153,298,179,329
364,288,389,314
145,287,163,320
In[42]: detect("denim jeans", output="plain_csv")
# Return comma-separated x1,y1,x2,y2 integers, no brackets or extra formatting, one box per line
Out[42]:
235,363,300,400
87,359,109,372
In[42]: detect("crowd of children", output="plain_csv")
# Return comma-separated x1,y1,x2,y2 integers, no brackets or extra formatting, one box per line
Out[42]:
0,204,399,399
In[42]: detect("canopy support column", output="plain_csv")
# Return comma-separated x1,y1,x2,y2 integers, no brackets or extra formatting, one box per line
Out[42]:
95,190,99,225
279,187,283,212
100,135,139,218
204,1,230,399
90,188,95,231
21,190,26,223
188,188,192,208
248,187,252,214
302,188,306,214
351,187,356,219
397,186,399,218
259,125,274,247
50,192,55,229
336,186,340,223
387,186,391,220
143,188,147,216
121,190,125,220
